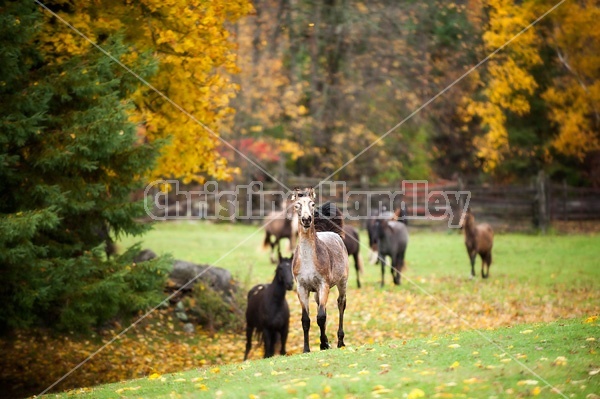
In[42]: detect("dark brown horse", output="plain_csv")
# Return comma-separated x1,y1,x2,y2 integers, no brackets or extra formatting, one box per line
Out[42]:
244,253,294,360
263,200,297,263
291,188,348,352
460,208,494,278
342,225,363,288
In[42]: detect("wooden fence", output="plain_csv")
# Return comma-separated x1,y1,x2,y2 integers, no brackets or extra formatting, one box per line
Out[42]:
144,174,600,232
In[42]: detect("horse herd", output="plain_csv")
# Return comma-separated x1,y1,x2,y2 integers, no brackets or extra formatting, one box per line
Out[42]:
245,188,494,359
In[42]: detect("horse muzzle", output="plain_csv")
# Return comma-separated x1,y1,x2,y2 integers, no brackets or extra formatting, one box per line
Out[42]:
301,216,312,228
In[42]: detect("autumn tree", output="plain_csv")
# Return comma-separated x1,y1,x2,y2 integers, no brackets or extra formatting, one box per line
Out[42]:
464,0,600,184
39,0,253,184
0,1,169,332
224,1,492,184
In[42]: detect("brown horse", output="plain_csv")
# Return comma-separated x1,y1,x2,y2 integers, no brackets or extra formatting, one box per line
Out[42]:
291,188,349,352
263,200,297,263
460,208,494,278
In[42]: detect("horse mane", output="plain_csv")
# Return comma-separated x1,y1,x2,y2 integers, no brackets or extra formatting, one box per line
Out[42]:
314,202,345,238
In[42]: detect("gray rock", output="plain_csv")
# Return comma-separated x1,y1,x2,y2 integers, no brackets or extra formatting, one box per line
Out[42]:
169,260,236,298
182,323,195,334
133,249,157,263
175,311,188,322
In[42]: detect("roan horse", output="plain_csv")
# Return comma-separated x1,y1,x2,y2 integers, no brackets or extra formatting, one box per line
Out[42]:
263,200,298,263
341,225,363,288
460,208,494,278
244,253,294,360
374,213,409,286
291,188,349,352
366,207,406,265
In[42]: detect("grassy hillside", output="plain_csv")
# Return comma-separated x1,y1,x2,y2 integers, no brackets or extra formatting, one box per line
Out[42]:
46,317,599,398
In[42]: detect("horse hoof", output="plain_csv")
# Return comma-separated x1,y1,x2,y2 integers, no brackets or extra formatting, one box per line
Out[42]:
337,341,345,348
320,342,331,350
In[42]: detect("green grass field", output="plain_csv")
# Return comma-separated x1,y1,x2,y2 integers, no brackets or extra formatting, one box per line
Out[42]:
33,222,599,398
118,221,599,289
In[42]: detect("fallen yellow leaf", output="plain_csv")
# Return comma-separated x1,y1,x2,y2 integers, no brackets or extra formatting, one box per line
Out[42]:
448,344,460,349
195,383,209,391
552,356,567,366
148,373,161,380
115,386,141,394
517,380,538,386
520,330,533,334
449,361,460,369
531,386,541,396
407,388,425,399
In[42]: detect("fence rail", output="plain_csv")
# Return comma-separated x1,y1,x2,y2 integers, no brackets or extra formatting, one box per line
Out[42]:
143,175,600,232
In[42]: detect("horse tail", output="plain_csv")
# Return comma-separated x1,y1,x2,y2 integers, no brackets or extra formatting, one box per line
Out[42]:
314,202,344,237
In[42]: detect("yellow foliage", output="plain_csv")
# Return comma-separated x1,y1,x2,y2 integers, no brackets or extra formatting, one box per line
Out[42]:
463,0,540,171
464,0,600,169
542,1,600,160
37,0,253,183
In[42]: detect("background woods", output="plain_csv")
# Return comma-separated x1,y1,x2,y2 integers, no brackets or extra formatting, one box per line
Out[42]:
225,0,600,187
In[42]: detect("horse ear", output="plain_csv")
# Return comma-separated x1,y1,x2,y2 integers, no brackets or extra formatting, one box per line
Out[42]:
309,188,316,200
290,188,299,201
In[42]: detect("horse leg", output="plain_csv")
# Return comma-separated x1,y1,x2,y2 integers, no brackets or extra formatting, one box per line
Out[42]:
270,239,279,264
480,253,486,279
483,252,491,278
469,251,477,278
316,286,331,350
393,251,404,285
337,281,347,348
280,323,289,356
297,286,311,353
380,255,386,287
354,254,361,289
263,328,274,358
244,325,253,361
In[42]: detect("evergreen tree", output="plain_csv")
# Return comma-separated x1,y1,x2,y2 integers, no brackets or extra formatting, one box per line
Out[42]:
0,1,170,332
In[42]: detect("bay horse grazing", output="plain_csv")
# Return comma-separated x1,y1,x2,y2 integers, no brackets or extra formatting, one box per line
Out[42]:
244,253,294,360
460,208,494,278
375,217,409,286
291,187,349,352
263,201,297,263
342,225,363,288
